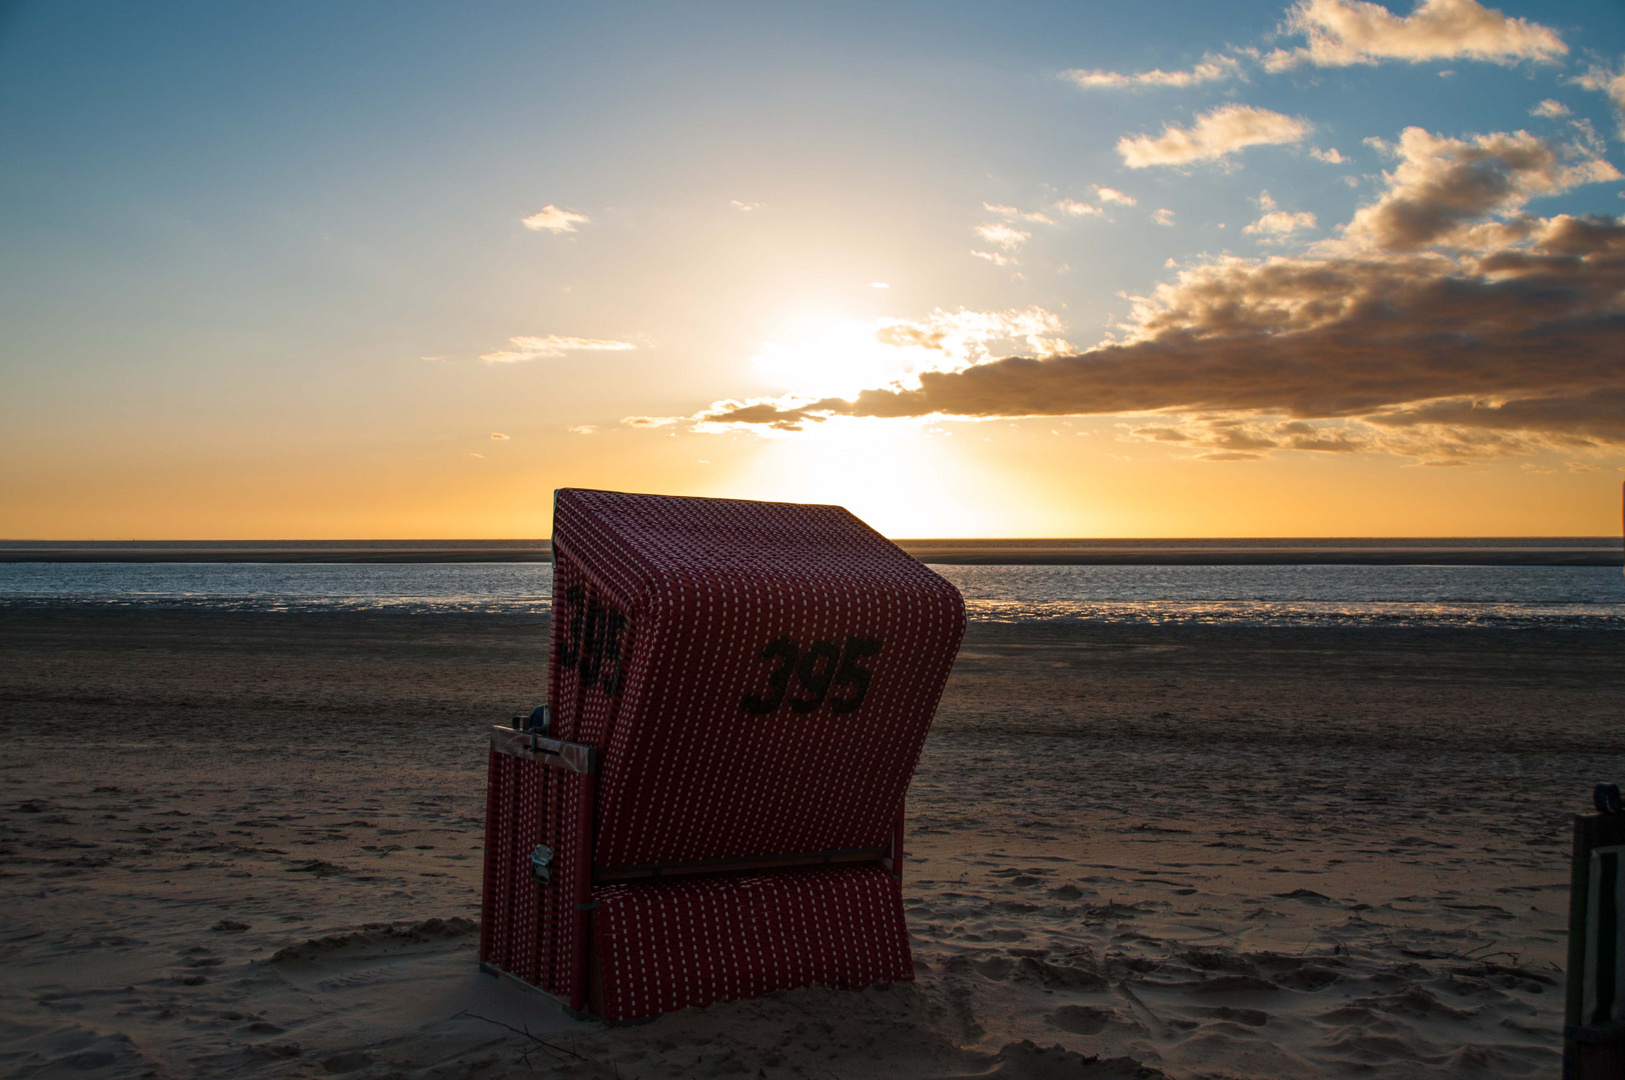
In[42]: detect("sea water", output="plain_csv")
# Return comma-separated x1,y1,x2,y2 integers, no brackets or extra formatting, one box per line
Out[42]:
1,560,1622,628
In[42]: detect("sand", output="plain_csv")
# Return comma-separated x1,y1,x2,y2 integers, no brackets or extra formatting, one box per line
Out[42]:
2,605,1622,1078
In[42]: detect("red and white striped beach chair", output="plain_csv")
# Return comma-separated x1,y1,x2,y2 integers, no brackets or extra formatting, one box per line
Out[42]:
479,489,966,1021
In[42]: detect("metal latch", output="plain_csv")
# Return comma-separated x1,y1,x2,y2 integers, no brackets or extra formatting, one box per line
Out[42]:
530,844,554,885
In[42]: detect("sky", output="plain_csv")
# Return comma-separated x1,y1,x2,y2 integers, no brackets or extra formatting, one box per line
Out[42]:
2,0,1624,539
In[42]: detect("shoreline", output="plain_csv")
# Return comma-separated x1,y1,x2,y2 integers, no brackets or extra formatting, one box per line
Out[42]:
1,536,1620,566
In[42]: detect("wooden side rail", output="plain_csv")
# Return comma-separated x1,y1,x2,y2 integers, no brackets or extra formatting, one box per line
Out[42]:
489,725,598,774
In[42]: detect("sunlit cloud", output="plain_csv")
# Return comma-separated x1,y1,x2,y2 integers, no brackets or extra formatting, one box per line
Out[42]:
716,307,1074,412
1095,186,1137,206
1310,146,1347,163
730,199,761,211
479,335,636,363
1062,53,1241,89
1263,0,1566,72
696,126,1625,461
1118,105,1310,168
568,425,598,435
1529,99,1570,119
1573,61,1625,136
870,282,890,288
490,432,509,440
972,222,1032,249
983,202,1055,224
970,250,1018,267
1151,208,1176,226
1335,126,1619,253
621,415,678,428
520,204,590,232
1246,209,1317,236
1054,199,1103,217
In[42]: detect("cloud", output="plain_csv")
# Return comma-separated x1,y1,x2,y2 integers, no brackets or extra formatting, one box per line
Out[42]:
1118,105,1310,168
479,335,637,363
1062,53,1241,89
730,199,761,211
521,205,590,233
1054,199,1104,217
469,452,486,459
1573,61,1625,137
973,222,1032,249
1151,208,1177,226
568,425,598,435
1245,209,1317,236
694,128,1625,460
984,202,1055,224
971,250,1017,266
490,432,510,440
1529,99,1571,119
871,282,890,288
1263,0,1566,72
1336,126,1619,253
1311,146,1347,163
620,416,678,428
1575,62,1625,108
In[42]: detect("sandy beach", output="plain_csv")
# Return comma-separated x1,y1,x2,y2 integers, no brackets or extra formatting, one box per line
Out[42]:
3,605,1622,1078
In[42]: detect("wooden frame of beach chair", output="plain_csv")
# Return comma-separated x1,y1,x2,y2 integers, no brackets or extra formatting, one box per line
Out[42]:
1564,800,1625,1079
479,489,964,1022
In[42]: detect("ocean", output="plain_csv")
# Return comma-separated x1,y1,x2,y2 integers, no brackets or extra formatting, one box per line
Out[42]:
2,558,1622,628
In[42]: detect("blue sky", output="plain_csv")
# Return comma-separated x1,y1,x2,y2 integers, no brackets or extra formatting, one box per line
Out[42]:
3,1,1624,537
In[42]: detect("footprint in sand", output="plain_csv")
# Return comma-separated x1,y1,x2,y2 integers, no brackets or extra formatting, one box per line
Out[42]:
1048,1004,1112,1034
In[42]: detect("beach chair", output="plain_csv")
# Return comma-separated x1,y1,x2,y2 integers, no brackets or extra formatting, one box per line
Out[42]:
479,488,966,1021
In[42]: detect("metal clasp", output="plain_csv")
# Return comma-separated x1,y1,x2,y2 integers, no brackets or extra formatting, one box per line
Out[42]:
530,844,554,885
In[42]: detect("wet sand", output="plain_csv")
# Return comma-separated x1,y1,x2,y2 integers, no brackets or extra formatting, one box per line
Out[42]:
2,606,1621,1078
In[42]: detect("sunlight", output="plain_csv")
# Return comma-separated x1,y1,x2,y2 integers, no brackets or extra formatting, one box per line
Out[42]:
750,311,937,400
729,416,1026,537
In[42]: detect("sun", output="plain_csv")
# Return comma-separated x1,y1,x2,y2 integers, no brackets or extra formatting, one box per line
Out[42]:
749,310,947,401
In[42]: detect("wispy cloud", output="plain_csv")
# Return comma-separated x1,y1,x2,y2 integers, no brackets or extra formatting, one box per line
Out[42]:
1054,198,1104,217
1573,61,1625,136
972,222,1032,249
1264,0,1566,72
490,432,510,440
1118,105,1310,168
621,415,678,428
1529,99,1570,119
1062,53,1241,89
984,202,1055,224
1151,208,1177,226
521,205,590,233
1095,187,1137,206
479,335,637,363
970,250,1018,267
568,425,598,435
871,282,891,288
730,199,761,211
1310,146,1347,163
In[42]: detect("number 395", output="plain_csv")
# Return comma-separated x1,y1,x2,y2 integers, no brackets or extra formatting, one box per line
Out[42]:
741,635,882,716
